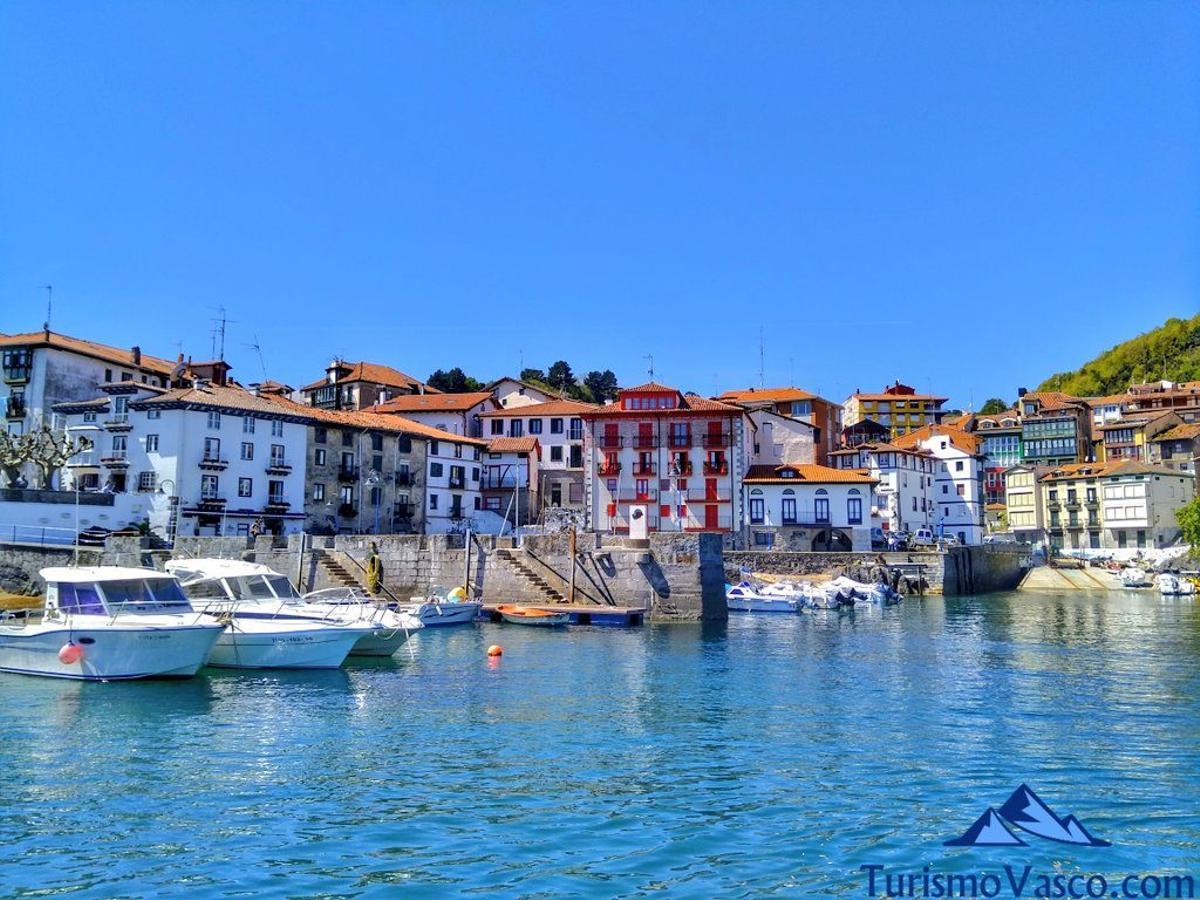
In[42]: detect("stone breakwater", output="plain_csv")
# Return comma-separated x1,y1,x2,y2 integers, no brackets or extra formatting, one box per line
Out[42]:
0,533,1029,619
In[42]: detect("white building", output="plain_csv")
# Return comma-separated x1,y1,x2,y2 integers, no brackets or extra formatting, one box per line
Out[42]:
829,443,935,537
57,380,311,538
896,425,986,544
486,377,560,410
370,392,495,437
2,328,177,437
422,431,488,533
742,463,878,550
479,398,592,516
744,408,816,468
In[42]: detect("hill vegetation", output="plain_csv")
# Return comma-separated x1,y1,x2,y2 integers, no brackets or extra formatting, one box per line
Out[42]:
1036,314,1200,397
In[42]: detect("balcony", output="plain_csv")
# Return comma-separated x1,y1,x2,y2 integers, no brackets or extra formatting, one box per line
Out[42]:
668,433,693,449
1065,500,1080,510
1085,498,1099,508
448,475,466,489
598,435,624,449
337,467,359,483
666,461,693,477
701,433,731,448
632,462,657,476
265,459,292,475
338,503,358,518
4,398,25,420
264,498,290,512
597,462,622,477
198,456,229,472
703,461,729,476
482,474,520,490
631,435,659,450
686,486,732,503
568,428,584,442
198,495,226,509
100,454,129,468
2,363,30,384
617,487,658,501
1047,499,1061,511
103,415,132,432
393,503,414,520
395,471,416,486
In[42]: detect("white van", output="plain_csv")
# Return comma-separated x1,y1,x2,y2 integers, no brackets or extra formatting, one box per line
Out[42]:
912,527,936,547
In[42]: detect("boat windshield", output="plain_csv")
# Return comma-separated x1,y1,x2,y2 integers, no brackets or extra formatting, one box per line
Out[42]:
97,578,194,613
57,583,107,615
226,576,277,602
266,575,302,600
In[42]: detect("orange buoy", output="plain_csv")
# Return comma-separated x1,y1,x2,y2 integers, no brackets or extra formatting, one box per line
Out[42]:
58,643,84,665
487,645,503,657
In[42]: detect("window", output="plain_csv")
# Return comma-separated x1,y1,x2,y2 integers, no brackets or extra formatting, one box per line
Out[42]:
814,492,830,523
137,471,156,492
955,460,964,471
371,432,383,451
243,416,256,434
550,445,563,462
370,487,382,507
270,444,285,466
956,484,965,496
398,435,412,454
550,418,563,434
430,440,439,455
313,483,325,502
145,434,159,453
430,461,444,477
204,437,221,460
529,418,543,435
848,491,863,524
339,485,354,505
510,420,523,437
781,496,797,524
315,448,326,466
749,494,765,524
429,493,439,510
454,443,463,459
272,420,284,437
342,431,353,446
238,477,253,498
491,419,504,435
201,474,219,499
241,442,254,460
83,412,97,423
111,435,127,457
341,451,355,471
315,427,327,444
104,368,113,382
569,418,583,440
207,411,221,429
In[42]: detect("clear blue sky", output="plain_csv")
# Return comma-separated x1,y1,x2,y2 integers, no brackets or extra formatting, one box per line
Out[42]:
2,2,1197,408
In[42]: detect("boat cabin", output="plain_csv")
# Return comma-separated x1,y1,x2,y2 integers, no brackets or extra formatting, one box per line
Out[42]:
166,560,302,604
40,567,195,616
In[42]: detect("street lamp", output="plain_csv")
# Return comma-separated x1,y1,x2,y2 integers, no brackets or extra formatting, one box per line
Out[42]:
365,469,382,535
158,478,177,547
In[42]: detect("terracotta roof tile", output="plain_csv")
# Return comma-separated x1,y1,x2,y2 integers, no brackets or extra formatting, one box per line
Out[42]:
716,386,834,405
486,436,541,455
621,381,678,393
1154,423,1200,441
370,392,493,413
300,361,440,393
0,329,176,376
743,463,877,484
480,399,596,418
892,423,982,454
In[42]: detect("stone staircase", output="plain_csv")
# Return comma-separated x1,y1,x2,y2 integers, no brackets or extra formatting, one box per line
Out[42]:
311,549,367,591
494,547,563,604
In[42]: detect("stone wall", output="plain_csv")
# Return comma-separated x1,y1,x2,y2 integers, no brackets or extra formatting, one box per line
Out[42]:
726,544,1030,595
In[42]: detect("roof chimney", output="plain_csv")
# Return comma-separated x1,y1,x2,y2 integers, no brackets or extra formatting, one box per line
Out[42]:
131,345,142,366
1017,387,1028,398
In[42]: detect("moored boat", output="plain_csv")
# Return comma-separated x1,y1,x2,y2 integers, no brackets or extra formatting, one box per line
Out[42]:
401,585,482,628
1156,573,1196,597
1121,567,1151,588
726,582,803,613
496,604,570,627
0,567,224,681
166,559,421,657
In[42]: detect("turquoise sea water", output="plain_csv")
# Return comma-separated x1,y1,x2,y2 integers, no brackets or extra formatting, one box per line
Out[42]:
1,589,1198,896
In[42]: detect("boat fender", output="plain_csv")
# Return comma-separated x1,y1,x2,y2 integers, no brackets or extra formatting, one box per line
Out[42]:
58,642,84,665
487,644,503,657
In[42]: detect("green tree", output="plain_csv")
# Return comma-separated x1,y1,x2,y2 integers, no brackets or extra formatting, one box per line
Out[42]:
427,367,485,393
520,367,547,385
979,397,1010,415
546,360,575,390
1178,496,1200,555
583,369,618,403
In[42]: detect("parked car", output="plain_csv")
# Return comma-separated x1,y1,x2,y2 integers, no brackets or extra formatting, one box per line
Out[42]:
870,527,888,550
911,527,936,547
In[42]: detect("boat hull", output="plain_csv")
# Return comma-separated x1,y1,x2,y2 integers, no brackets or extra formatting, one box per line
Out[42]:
0,624,223,681
414,602,482,627
498,611,569,627
348,629,411,657
205,626,369,669
727,596,803,613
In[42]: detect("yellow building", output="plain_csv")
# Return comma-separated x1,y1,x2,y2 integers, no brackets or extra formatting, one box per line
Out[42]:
843,381,948,439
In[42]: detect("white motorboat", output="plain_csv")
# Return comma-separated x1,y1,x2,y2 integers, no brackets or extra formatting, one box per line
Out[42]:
726,581,803,613
1156,573,1196,597
0,567,224,681
166,559,421,658
1121,567,1151,588
400,585,482,627
164,560,379,668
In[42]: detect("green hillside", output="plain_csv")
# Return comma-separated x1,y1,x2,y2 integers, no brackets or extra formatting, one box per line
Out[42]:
1037,314,1200,396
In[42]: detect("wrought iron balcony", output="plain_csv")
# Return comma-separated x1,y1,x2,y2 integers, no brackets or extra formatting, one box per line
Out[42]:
668,434,693,448
265,459,292,475
100,454,129,467
703,461,729,476
632,462,657,476
597,461,622,477
598,435,624,449
103,415,132,431
338,503,357,517
631,435,658,449
337,467,359,483
4,398,25,419
264,498,290,512
701,433,731,448
395,471,416,486
198,456,229,471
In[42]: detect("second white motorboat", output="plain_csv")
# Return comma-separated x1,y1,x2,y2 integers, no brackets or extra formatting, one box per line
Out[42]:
165,560,382,668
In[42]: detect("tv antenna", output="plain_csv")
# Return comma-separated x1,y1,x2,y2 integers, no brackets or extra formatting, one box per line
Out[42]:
644,354,655,381
210,305,238,361
41,285,52,330
758,327,765,388
245,334,269,380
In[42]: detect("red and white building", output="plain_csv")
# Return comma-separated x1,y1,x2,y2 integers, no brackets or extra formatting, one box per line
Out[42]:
582,382,746,534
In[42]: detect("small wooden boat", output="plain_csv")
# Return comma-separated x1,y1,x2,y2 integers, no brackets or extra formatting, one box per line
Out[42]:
496,604,569,627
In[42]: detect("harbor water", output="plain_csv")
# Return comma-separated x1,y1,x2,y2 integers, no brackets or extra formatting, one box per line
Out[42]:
1,589,1198,895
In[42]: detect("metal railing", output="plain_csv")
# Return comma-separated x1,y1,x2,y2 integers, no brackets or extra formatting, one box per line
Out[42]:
0,523,86,547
